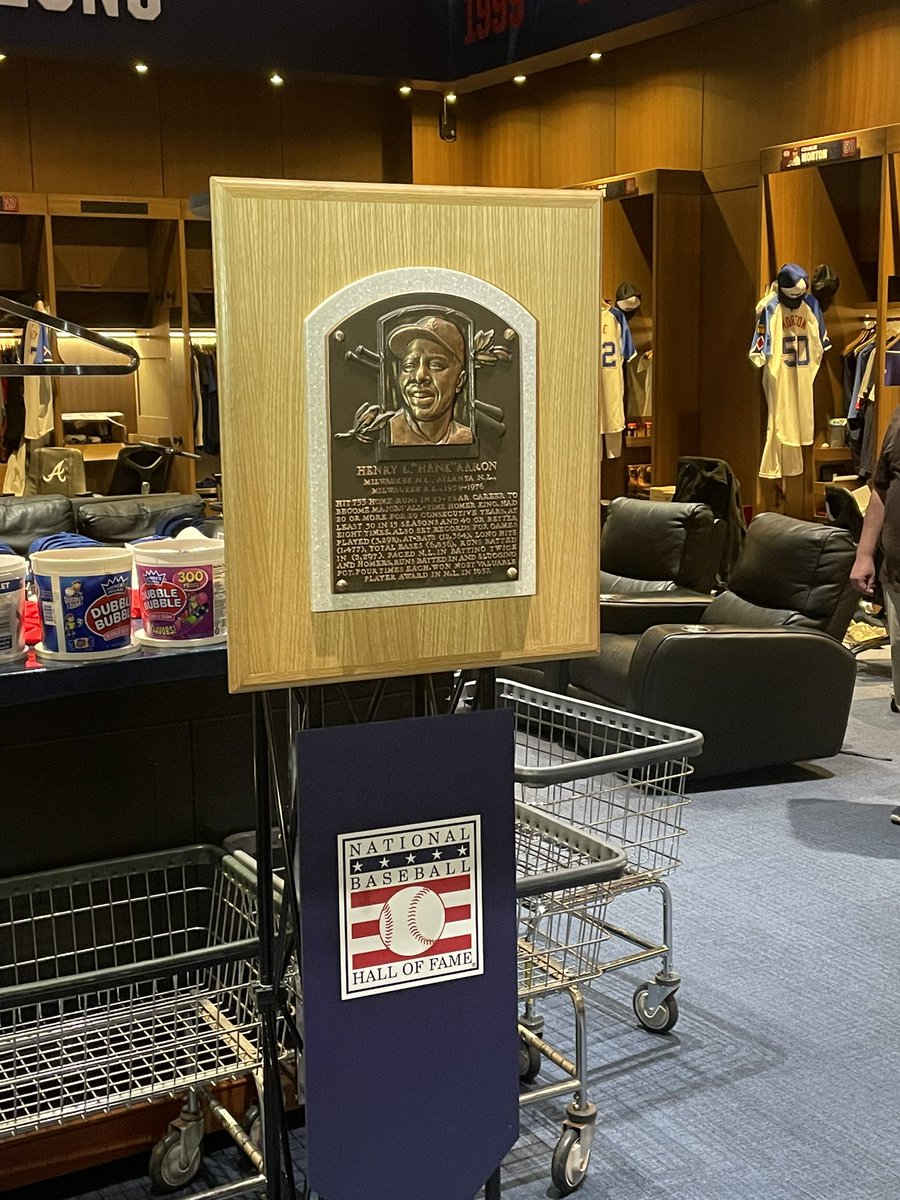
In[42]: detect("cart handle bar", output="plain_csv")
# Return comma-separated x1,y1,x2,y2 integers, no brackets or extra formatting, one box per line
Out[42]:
515,801,627,896
513,733,703,787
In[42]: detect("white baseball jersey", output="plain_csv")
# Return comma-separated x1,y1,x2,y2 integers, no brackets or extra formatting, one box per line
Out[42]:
750,293,830,478
23,306,54,442
600,305,636,458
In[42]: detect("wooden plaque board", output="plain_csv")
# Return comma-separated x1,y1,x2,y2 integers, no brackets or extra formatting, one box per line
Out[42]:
211,178,601,692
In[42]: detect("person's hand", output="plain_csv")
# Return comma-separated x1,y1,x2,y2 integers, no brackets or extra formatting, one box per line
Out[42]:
850,553,877,597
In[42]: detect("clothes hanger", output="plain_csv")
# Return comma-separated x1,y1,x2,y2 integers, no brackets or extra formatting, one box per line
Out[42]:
0,295,140,377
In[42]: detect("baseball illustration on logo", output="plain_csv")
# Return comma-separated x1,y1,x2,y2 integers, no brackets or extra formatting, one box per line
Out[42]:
378,885,446,957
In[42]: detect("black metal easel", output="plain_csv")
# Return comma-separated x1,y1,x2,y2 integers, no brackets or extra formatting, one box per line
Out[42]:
251,668,504,1200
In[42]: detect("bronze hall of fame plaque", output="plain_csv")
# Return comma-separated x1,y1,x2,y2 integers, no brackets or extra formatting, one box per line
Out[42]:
305,268,537,612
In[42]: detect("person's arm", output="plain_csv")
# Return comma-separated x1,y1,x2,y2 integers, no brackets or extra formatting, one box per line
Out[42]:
850,488,885,596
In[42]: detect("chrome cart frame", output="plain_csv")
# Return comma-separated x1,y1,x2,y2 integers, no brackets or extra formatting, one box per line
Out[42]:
494,680,703,1195
0,845,284,1199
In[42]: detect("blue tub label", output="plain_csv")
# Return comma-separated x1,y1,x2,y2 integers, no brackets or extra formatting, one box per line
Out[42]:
36,571,132,655
0,576,24,656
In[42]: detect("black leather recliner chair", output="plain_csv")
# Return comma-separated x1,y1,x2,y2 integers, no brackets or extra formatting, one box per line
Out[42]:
567,512,859,778
510,497,725,693
600,496,725,596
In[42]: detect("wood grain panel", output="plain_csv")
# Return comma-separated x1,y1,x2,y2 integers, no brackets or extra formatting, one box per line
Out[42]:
652,191,701,482
212,179,601,692
28,60,163,197
699,185,762,501
601,195,654,327
809,158,882,428
811,3,900,137
700,1,824,172
703,163,759,193
0,58,34,192
0,211,48,295
412,93,481,187
55,336,139,432
533,61,616,189
159,70,283,199
762,170,814,286
476,90,541,188
614,26,703,174
282,82,395,183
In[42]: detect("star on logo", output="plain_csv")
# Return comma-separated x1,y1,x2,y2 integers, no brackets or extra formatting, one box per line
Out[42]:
352,861,362,873
380,857,389,868
432,849,442,861
101,574,130,595
406,853,416,864
458,845,468,857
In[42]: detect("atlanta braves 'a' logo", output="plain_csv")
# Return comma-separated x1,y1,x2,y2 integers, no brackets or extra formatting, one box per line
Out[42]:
42,460,68,485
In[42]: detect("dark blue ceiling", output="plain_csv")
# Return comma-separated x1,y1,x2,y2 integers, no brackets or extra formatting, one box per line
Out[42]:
450,0,722,77
0,1,741,81
0,0,452,79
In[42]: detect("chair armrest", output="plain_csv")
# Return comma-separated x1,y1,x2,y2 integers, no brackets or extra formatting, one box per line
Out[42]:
627,624,856,777
600,591,712,635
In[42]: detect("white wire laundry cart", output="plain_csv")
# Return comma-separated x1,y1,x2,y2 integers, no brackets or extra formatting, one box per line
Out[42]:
493,680,703,1195
0,844,285,1197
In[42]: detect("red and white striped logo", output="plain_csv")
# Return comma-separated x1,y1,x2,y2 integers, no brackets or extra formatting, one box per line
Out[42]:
338,816,483,1000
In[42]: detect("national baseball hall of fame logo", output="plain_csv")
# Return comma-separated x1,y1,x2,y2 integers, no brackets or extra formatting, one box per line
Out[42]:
338,816,484,1000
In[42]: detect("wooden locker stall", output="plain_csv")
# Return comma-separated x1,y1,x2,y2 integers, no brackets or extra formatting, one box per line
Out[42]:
758,127,887,520
0,194,57,472
45,194,194,492
879,126,900,452
569,169,703,502
178,203,219,494
0,194,54,306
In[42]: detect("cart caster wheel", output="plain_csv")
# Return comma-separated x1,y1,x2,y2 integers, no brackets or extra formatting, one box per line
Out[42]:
633,984,679,1033
551,1126,591,1195
518,1035,542,1083
241,1103,262,1150
149,1130,203,1193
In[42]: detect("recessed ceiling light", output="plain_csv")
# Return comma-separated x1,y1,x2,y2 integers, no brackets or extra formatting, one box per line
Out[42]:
444,91,457,104
589,52,603,62
399,85,412,97
269,71,284,87
513,75,527,85
133,60,149,75
0,54,7,64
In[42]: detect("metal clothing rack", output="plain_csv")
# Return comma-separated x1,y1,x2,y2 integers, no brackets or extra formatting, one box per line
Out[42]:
0,294,140,377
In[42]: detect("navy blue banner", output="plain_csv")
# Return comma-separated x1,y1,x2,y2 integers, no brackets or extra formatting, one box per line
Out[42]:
294,708,519,1200
0,1,759,81
0,0,451,80
449,0,751,76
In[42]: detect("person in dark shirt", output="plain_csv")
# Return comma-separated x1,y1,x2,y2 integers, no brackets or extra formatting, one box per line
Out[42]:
850,405,900,824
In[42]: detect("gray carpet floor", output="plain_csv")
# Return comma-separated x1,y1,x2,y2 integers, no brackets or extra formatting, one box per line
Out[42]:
7,650,899,1200
503,646,900,1200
